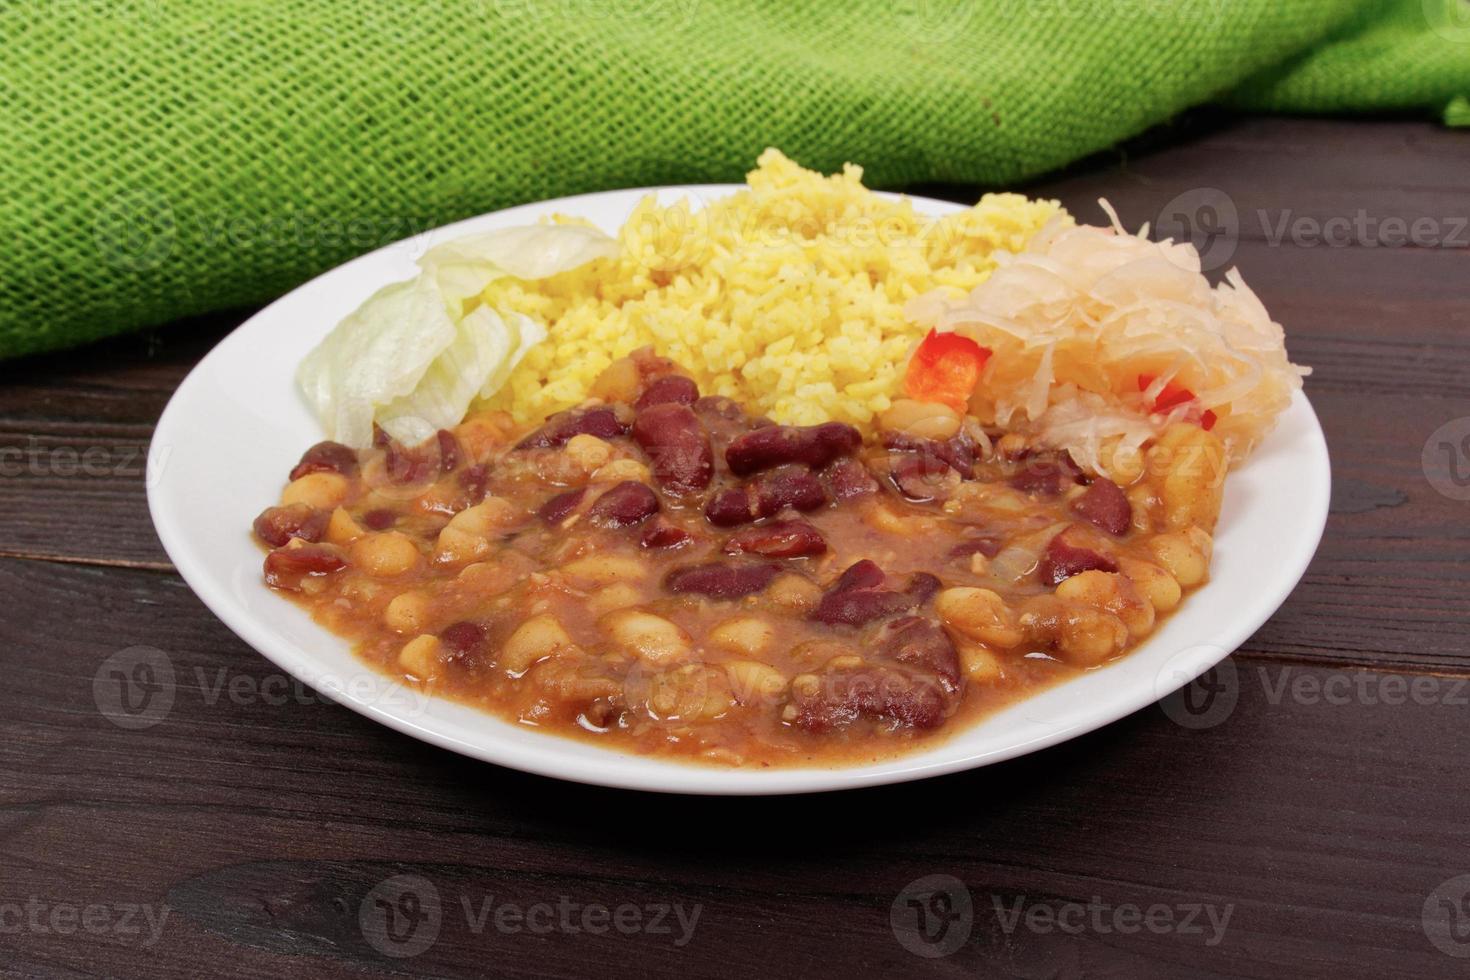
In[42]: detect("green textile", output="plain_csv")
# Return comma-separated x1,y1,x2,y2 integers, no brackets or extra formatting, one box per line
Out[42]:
2,0,1466,358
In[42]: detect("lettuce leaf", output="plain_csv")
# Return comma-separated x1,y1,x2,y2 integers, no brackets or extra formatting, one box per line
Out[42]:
296,224,616,447
376,305,516,445
419,223,619,310
295,277,457,449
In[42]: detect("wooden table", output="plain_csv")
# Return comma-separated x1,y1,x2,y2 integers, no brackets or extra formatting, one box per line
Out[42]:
3,115,1467,978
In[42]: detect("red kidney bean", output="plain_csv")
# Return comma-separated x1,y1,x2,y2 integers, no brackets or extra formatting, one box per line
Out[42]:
723,519,827,559
1037,531,1119,586
811,588,917,627
631,403,714,496
362,508,397,531
750,465,827,517
725,422,862,476
831,559,885,593
888,453,961,502
252,504,328,547
1071,477,1132,535
537,488,586,525
821,458,878,500
588,481,660,528
263,544,346,590
906,572,942,603
1008,450,1084,496
516,407,629,450
640,519,692,550
635,375,700,411
881,431,975,478
289,441,359,481
704,487,754,527
789,667,948,732
947,428,981,473
436,430,461,473
949,537,1002,560
810,564,937,626
664,562,779,600
440,621,487,656
823,458,876,499
383,439,437,486
881,616,960,689
457,464,491,505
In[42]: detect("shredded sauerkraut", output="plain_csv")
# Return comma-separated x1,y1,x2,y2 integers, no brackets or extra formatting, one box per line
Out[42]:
905,206,1309,479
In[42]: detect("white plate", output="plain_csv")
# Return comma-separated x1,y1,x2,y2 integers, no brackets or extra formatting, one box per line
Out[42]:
148,185,1331,795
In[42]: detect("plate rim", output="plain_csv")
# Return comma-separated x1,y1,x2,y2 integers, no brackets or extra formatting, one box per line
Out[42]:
147,183,1332,795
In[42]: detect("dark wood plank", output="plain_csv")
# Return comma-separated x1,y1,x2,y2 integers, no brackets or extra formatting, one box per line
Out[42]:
0,311,244,568
1,556,1468,978
1032,117,1470,244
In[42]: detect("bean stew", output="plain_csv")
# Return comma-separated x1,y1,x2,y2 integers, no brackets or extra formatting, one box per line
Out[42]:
255,350,1225,766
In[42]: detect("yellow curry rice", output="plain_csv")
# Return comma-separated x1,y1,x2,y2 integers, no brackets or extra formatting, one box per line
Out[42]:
480,149,1065,427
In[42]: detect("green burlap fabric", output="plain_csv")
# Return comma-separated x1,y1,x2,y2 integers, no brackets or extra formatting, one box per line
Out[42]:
3,0,1467,358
